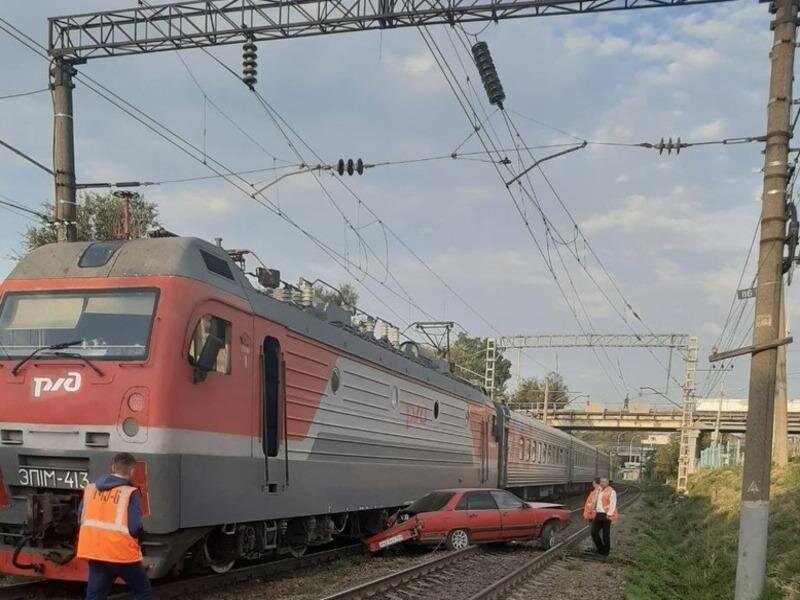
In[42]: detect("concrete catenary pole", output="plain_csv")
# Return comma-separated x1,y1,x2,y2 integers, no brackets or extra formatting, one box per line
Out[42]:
773,289,788,466
51,58,78,242
735,0,797,597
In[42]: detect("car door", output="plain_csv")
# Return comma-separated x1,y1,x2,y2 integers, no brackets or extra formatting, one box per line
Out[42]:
490,490,538,540
456,491,502,541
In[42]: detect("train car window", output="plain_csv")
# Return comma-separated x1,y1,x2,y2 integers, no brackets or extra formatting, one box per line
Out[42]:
531,441,537,463
464,491,498,510
263,337,281,457
188,315,231,374
491,490,526,509
200,250,235,280
519,438,525,460
538,442,545,464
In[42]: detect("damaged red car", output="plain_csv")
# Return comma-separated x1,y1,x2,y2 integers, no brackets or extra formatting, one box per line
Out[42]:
366,488,572,553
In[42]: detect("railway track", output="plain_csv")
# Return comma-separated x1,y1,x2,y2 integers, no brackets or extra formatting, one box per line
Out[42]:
0,578,79,600
113,542,365,600
322,487,639,600
0,543,363,600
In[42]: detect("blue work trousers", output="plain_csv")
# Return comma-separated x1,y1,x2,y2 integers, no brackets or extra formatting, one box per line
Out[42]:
85,560,152,600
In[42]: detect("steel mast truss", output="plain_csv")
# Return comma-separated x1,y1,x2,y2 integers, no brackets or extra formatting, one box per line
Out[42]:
49,0,737,59
486,333,699,493
496,333,690,350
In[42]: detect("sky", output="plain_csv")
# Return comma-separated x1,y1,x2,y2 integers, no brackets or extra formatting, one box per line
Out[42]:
0,0,794,410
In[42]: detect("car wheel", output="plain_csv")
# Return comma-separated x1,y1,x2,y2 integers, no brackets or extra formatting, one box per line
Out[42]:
539,522,558,550
445,529,470,551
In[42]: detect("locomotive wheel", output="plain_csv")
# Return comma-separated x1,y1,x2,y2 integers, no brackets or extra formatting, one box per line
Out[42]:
538,522,558,550
445,529,470,551
202,537,236,574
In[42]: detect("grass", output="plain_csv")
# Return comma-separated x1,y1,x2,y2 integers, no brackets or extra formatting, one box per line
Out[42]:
624,460,800,599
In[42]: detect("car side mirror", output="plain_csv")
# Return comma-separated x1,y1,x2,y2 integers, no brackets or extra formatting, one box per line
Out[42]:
521,503,531,509
193,335,224,384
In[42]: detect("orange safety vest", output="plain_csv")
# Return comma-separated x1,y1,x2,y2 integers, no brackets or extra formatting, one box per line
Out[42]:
76,483,143,563
583,487,618,522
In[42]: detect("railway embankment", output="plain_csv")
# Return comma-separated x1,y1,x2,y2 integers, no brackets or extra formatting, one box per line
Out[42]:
625,462,800,599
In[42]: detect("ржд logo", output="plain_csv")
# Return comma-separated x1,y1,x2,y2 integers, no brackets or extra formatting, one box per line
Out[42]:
32,372,82,398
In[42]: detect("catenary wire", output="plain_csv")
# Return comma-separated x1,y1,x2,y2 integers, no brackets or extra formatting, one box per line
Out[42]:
0,21,438,335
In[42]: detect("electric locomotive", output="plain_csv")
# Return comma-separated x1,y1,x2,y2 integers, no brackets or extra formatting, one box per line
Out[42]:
0,237,608,581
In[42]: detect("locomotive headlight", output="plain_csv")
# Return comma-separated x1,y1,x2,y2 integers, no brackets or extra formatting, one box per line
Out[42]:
127,393,146,412
122,417,140,437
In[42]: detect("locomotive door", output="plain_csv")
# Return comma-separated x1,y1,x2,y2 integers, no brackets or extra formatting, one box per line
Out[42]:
261,336,287,492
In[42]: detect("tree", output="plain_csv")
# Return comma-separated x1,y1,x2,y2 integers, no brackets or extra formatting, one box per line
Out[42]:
314,283,359,307
508,372,569,412
22,193,161,252
645,435,680,482
449,332,512,394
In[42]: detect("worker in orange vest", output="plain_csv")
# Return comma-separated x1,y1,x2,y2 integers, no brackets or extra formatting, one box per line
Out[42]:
77,453,150,600
583,477,617,556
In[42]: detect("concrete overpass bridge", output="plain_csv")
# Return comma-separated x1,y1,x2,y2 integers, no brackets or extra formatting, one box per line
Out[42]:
545,409,800,433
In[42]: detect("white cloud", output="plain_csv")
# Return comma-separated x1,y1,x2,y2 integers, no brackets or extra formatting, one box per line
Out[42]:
394,53,436,75
563,32,630,56
689,119,727,140
581,193,701,237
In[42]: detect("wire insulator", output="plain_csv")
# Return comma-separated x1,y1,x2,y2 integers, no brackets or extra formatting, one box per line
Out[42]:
242,39,258,88
336,158,366,176
471,42,506,109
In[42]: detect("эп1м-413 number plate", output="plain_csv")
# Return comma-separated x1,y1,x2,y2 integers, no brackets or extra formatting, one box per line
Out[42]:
18,467,89,489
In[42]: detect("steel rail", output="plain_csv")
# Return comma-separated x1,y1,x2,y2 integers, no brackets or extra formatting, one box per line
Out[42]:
320,545,478,600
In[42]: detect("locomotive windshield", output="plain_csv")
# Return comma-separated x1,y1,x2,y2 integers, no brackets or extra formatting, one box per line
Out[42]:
0,289,157,360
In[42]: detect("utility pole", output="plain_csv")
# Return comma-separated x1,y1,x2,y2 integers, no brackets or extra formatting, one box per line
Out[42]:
735,0,797,596
773,289,789,466
51,57,78,242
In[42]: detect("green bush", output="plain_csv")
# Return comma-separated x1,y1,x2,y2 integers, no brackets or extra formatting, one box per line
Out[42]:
625,464,800,599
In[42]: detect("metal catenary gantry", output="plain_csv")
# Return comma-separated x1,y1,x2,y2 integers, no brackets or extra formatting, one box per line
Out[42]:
48,0,739,59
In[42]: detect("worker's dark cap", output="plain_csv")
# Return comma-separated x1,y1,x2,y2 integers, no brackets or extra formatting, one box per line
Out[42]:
112,452,137,468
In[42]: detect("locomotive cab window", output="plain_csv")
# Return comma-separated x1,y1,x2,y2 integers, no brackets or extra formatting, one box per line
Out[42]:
188,315,231,374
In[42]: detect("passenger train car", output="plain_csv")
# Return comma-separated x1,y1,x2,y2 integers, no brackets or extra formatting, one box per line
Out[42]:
0,237,609,581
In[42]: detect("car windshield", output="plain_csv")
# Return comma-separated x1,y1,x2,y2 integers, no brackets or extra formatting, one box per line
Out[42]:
0,289,157,360
403,491,454,515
